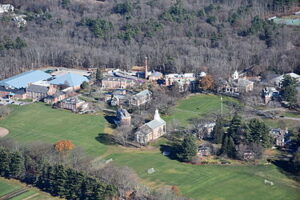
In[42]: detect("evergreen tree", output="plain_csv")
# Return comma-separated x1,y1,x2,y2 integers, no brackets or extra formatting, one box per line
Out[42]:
221,134,236,158
281,75,298,106
228,114,242,144
176,135,197,162
8,152,24,178
52,165,67,197
80,81,89,90
95,68,103,82
247,119,271,148
0,147,10,177
212,116,224,144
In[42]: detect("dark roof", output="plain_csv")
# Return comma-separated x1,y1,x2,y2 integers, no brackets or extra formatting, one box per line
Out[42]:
27,85,49,93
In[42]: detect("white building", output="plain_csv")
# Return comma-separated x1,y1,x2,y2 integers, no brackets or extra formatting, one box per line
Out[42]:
0,4,14,14
271,73,300,87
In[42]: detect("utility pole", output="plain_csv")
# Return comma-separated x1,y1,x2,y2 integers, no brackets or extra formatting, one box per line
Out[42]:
221,96,223,115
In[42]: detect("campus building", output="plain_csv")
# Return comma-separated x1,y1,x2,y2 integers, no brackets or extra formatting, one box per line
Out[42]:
135,109,166,145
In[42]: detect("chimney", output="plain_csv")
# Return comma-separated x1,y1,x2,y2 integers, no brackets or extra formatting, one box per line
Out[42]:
145,56,148,79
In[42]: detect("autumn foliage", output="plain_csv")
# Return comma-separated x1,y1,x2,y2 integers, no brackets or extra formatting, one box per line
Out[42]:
54,140,75,152
171,185,181,195
200,75,214,90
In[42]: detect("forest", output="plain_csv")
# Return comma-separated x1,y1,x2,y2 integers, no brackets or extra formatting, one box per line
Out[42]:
0,0,299,80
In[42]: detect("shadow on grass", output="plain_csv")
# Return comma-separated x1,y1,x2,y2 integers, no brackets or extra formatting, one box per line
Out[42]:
159,143,181,161
104,115,116,125
95,133,117,145
271,159,300,182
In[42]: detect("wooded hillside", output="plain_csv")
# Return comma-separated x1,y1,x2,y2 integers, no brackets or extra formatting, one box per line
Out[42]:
0,0,299,79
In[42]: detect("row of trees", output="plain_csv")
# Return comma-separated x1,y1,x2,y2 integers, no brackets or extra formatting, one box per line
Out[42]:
0,138,188,200
0,146,116,199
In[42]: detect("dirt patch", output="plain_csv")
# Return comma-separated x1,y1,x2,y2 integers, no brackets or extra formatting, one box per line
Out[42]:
0,127,9,137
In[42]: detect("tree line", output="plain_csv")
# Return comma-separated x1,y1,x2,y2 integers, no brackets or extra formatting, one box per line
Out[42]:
0,138,188,200
0,0,299,80
0,146,116,200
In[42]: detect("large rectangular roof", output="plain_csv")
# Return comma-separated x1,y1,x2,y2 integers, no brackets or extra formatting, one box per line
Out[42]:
0,70,52,89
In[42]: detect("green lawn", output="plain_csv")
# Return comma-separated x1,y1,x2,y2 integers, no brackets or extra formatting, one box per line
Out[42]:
1,98,300,200
0,103,107,156
109,151,300,200
0,178,21,196
282,112,300,118
164,94,239,126
0,178,57,200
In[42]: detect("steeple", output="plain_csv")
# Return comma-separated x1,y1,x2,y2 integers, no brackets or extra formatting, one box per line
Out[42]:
154,109,162,121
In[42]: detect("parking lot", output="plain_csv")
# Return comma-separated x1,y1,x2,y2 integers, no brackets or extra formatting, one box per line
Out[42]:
0,97,32,106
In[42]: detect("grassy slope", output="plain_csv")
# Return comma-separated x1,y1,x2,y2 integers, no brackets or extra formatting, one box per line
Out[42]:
0,178,20,196
164,94,238,126
0,178,58,200
0,103,107,156
0,96,299,200
109,151,300,200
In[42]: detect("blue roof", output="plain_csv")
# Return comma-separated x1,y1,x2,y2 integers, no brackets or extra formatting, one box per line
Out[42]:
0,70,52,89
49,73,88,87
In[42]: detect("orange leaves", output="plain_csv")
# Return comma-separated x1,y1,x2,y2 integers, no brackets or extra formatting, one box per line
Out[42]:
200,75,214,90
54,140,75,152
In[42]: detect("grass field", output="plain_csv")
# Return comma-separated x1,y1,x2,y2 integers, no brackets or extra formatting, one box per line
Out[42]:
0,97,300,200
108,151,300,200
164,94,239,126
0,178,58,200
0,103,107,156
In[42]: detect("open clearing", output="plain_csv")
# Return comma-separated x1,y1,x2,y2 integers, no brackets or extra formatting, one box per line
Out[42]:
0,96,299,200
109,151,300,200
0,177,58,200
0,127,9,137
0,103,107,156
164,94,239,126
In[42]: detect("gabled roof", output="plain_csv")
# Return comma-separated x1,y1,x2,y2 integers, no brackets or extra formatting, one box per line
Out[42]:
0,70,52,89
50,73,88,87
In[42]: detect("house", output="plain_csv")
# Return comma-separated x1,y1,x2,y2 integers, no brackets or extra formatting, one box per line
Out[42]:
50,73,89,91
165,73,196,91
243,151,255,160
236,79,254,92
262,87,279,104
202,122,216,139
148,71,163,82
101,77,140,90
115,108,131,126
271,73,300,87
104,89,130,106
197,145,211,157
44,91,67,104
12,14,27,27
130,89,152,106
270,128,288,147
0,4,14,14
58,96,87,112
135,109,166,145
0,70,52,89
220,78,254,95
26,81,56,101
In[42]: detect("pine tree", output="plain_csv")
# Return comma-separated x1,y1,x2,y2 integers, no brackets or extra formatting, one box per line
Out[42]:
8,152,24,178
0,147,10,177
247,119,271,148
212,116,224,144
96,68,103,82
52,165,67,197
221,134,236,158
176,135,197,162
281,75,298,106
228,114,242,144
